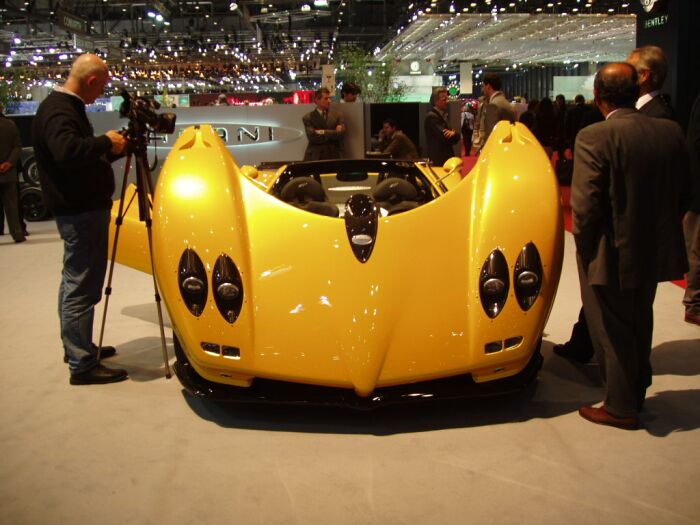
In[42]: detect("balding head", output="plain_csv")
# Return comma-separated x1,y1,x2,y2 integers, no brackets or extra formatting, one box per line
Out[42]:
64,53,110,104
594,62,639,113
69,53,108,83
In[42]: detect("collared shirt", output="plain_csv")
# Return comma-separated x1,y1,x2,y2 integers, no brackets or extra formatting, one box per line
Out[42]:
433,106,449,121
489,91,505,103
605,109,622,120
636,90,661,110
53,85,86,105
316,108,327,119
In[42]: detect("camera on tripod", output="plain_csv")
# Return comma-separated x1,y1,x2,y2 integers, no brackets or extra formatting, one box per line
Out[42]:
119,90,176,135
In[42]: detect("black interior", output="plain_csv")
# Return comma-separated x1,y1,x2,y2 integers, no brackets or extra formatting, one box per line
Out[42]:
270,159,436,218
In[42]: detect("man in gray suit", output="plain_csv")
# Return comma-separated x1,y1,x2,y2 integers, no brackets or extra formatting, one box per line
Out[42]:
302,87,346,160
482,73,516,146
0,104,26,243
573,63,689,430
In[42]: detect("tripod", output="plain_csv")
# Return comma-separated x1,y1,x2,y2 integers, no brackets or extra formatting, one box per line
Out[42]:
96,118,172,378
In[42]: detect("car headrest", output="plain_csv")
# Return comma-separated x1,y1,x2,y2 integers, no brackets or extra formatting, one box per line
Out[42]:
372,178,418,204
280,177,326,203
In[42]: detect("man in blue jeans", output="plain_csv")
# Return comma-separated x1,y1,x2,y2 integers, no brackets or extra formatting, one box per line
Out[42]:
33,53,128,385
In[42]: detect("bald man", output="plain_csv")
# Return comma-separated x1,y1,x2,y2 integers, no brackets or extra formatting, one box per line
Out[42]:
32,53,129,385
572,63,689,429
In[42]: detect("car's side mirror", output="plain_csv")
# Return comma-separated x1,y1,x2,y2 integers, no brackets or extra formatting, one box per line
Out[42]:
240,165,259,179
442,157,463,174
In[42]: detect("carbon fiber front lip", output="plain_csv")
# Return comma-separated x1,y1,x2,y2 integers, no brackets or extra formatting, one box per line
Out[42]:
173,342,543,410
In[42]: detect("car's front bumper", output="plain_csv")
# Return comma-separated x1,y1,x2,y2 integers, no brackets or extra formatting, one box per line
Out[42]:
173,340,543,410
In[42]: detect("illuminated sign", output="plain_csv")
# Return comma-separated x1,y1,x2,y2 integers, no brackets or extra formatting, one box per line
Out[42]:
161,123,303,147
643,14,669,28
56,9,89,35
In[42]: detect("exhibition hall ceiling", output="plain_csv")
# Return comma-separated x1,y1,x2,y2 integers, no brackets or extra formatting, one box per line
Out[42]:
378,13,635,67
1,0,636,75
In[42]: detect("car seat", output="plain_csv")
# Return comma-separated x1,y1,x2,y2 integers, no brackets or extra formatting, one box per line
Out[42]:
280,177,339,217
371,178,419,215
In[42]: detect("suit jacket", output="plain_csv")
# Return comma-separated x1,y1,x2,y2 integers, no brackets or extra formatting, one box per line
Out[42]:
572,108,690,289
638,95,674,120
483,91,516,143
0,115,22,184
302,106,345,160
424,107,460,165
380,130,419,159
688,93,700,213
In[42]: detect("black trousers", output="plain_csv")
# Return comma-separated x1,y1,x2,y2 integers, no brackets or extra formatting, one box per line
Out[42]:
577,254,657,417
0,180,24,241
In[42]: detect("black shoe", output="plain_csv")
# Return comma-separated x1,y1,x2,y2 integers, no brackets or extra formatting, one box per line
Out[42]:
14,238,26,243
63,345,117,363
70,363,128,385
553,342,594,364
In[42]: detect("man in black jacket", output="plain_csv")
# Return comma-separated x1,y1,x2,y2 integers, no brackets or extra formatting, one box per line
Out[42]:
627,45,674,119
555,46,675,365
684,94,700,326
424,88,460,165
33,53,128,385
0,104,25,243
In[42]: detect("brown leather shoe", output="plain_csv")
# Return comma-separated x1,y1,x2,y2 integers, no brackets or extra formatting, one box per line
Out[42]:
685,311,700,327
578,405,639,430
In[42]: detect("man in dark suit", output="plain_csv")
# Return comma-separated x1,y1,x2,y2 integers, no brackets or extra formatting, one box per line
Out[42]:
424,87,460,166
378,118,418,159
684,93,700,326
0,104,26,243
627,45,674,119
555,46,674,365
302,87,345,160
482,73,516,145
573,63,689,430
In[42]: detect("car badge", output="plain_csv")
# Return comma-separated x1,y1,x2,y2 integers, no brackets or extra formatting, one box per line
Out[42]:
351,234,373,246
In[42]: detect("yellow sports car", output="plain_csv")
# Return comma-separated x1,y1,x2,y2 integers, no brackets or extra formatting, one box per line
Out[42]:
111,122,564,408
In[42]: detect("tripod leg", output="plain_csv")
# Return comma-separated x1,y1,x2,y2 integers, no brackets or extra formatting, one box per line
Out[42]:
96,154,135,362
135,153,172,378
143,218,172,378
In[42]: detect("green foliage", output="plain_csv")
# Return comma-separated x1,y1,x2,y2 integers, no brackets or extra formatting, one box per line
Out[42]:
335,47,406,103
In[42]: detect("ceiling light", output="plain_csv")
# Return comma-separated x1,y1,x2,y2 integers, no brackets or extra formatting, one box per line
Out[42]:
229,2,238,11
314,0,329,6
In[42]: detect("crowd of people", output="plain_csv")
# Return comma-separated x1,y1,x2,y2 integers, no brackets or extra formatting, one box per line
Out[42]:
2,50,697,432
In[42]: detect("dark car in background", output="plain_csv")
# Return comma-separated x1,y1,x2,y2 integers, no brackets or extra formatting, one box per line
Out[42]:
8,115,51,221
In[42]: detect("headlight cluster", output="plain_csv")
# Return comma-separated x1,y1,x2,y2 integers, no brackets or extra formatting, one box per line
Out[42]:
178,249,244,323
479,243,543,318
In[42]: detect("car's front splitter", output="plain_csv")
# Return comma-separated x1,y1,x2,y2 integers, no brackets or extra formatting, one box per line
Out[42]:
173,341,543,410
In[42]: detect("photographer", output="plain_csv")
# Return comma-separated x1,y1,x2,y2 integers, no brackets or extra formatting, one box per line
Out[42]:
32,53,128,385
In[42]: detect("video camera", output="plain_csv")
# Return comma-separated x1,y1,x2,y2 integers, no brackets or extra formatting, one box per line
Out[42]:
119,90,176,135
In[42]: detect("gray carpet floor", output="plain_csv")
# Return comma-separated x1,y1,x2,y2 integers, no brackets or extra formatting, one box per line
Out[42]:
1,220,699,525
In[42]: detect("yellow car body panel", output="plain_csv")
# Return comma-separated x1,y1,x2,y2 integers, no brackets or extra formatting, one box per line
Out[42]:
111,122,564,400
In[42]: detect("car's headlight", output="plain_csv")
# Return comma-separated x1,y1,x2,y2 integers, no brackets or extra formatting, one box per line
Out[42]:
479,249,509,318
178,248,207,316
213,254,244,323
514,242,542,311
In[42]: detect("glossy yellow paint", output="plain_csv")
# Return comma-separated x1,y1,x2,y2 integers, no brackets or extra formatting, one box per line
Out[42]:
111,122,564,397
